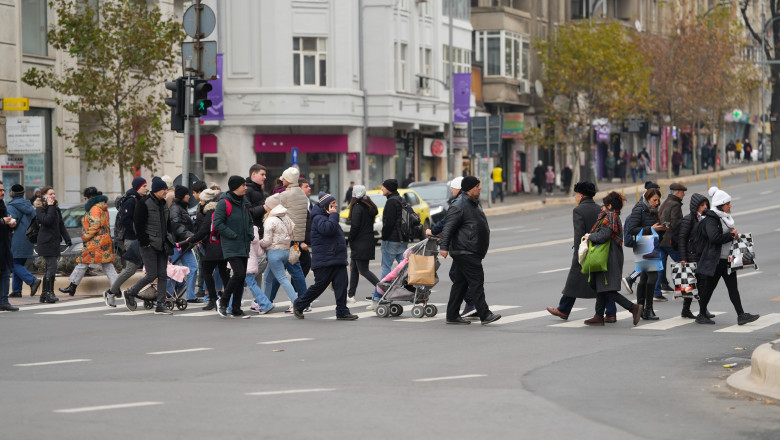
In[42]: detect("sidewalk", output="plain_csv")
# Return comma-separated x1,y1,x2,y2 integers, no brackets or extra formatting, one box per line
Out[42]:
482,160,779,217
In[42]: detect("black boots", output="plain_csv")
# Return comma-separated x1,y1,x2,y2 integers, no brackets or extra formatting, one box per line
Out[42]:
681,298,696,319
30,278,42,296
40,276,59,304
202,291,218,311
59,282,78,296
642,304,659,320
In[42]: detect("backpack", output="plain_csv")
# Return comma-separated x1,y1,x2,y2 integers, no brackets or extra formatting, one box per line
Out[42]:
209,200,233,244
25,219,39,244
113,194,135,242
623,207,645,248
397,198,421,242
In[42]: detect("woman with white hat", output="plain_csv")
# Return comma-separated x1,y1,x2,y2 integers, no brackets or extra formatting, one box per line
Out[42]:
695,189,759,325
346,184,380,303
260,194,299,312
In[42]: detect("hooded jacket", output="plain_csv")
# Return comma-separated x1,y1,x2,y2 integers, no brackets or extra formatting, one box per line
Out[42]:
7,196,36,259
696,208,735,277
169,199,195,242
279,183,309,241
189,201,223,262
309,204,348,270
213,191,253,259
259,205,295,251
77,195,114,265
677,193,708,263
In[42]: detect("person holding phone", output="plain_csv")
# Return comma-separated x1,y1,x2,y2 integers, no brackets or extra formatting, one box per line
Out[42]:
626,187,668,320
656,183,687,302
34,186,71,304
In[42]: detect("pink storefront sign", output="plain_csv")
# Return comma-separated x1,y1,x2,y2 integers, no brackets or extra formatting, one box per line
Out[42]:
188,134,218,154
254,134,348,153
366,136,396,155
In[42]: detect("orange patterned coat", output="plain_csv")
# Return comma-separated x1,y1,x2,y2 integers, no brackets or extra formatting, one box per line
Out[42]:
76,195,115,264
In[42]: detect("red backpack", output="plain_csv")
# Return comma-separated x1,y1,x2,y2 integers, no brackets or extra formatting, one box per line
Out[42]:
209,200,232,244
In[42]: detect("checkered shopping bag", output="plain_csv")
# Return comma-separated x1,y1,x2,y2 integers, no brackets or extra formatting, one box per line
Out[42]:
727,233,758,275
671,262,698,299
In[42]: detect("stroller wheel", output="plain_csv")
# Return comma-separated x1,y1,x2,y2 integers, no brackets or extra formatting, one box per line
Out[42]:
177,299,188,311
424,304,438,317
375,304,389,318
389,304,402,317
411,305,425,319
143,300,154,310
165,300,175,311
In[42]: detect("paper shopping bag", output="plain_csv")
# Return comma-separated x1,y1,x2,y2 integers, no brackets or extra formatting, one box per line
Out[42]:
407,254,436,287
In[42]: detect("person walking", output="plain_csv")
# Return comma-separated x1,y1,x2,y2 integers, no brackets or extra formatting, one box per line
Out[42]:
213,176,254,319
626,187,668,320
629,154,638,183
169,185,199,303
0,182,20,311
292,192,358,320
58,187,119,304
582,192,643,326
247,224,275,314
346,184,380,303
671,149,683,176
561,164,573,193
259,195,299,312
343,181,354,206
439,176,501,325
7,184,41,298
491,164,503,203
655,183,687,301
298,178,314,277
547,182,618,323
533,161,546,195
367,179,407,310
605,151,616,181
695,189,759,325
122,177,174,315
186,189,229,311
677,193,716,320
107,177,146,306
34,186,71,304
545,166,555,196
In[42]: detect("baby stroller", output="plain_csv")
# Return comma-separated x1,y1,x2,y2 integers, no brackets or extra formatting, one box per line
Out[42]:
136,262,190,311
374,237,440,319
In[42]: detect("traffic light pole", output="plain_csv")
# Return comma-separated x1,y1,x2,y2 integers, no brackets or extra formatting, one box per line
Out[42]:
181,73,192,185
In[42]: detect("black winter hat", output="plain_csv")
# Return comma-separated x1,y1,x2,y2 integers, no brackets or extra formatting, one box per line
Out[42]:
228,175,245,192
644,181,660,190
174,185,190,200
83,187,101,199
573,181,596,197
151,177,167,193
10,184,24,198
382,179,398,193
460,176,480,192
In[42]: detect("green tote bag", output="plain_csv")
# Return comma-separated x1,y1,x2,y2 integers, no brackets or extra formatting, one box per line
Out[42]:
580,239,610,282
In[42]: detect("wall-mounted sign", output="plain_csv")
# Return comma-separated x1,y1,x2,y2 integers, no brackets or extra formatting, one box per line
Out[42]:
6,117,45,154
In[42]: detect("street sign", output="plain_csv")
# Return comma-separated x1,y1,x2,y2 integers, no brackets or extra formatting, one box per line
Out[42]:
291,147,298,165
183,4,216,39
182,41,218,79
733,109,743,120
6,116,44,154
1,98,29,111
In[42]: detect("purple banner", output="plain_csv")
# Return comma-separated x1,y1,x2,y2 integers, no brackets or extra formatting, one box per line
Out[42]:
201,53,223,121
453,73,471,123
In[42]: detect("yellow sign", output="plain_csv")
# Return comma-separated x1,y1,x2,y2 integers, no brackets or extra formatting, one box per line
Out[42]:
2,98,29,111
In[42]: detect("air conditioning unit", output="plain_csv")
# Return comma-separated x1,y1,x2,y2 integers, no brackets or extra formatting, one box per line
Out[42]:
416,0,428,3
203,153,227,174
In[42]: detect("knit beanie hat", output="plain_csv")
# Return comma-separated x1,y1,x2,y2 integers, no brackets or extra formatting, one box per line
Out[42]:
199,188,216,202
353,185,366,199
712,190,731,208
382,179,398,193
460,176,480,192
708,186,719,198
174,185,190,200
10,184,24,198
131,176,147,192
281,167,300,184
318,191,335,208
450,176,463,190
644,181,660,190
151,177,168,193
228,175,245,192
265,194,281,210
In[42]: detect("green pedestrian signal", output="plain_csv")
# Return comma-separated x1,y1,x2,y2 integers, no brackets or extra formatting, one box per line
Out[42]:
192,79,212,117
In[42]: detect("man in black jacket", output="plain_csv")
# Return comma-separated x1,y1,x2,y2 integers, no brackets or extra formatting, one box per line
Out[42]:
108,177,146,306
367,179,407,310
245,164,268,228
439,176,501,325
123,177,173,315
655,182,687,301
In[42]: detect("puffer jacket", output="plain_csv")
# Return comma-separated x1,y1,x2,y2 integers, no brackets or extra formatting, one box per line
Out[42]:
279,184,309,241
77,195,114,264
189,201,223,262
309,204,348,270
259,205,295,251
7,196,36,259
439,193,490,259
381,192,404,242
213,191,253,259
247,226,264,274
696,209,735,277
34,199,71,258
677,193,709,263
169,199,195,242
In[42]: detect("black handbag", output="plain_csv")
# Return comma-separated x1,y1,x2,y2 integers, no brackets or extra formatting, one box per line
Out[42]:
25,220,39,244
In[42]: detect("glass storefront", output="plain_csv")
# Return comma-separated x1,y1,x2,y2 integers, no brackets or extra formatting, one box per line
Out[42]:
256,151,339,198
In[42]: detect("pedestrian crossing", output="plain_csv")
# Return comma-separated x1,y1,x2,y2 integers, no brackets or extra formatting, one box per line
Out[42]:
4,298,779,334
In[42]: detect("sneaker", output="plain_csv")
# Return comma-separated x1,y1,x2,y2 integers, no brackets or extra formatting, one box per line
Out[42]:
123,290,137,312
346,296,356,304
460,304,476,318
186,298,202,304
104,290,116,308
366,300,378,311
304,306,312,312
217,307,228,318
154,306,172,315
293,307,305,319
250,303,262,313
285,306,294,313
737,312,759,326
653,295,668,302
622,277,634,294
231,310,251,319
260,304,275,315
9,292,21,298
337,314,358,321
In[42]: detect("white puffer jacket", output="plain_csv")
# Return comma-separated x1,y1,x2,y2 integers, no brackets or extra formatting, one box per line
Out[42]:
259,205,296,251
247,226,265,274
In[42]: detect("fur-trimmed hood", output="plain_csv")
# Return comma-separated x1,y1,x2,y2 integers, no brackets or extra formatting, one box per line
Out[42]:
84,194,109,212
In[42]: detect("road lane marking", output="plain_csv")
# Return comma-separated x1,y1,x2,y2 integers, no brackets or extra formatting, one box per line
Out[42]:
732,204,780,217
413,374,487,382
635,312,726,330
24,298,104,309
264,302,369,319
491,226,540,232
146,348,213,355
393,304,519,322
15,359,91,367
737,271,761,278
493,308,585,325
37,306,109,315
539,267,569,274
760,190,773,195
488,238,571,254
246,388,335,396
258,338,314,345
54,401,163,413
715,313,780,333
549,310,626,328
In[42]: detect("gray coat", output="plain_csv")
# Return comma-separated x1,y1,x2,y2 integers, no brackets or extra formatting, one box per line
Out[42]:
562,198,601,298
586,221,624,293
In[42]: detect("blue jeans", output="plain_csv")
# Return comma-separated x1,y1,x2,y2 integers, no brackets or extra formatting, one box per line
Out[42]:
264,249,298,304
558,294,616,317
0,265,12,304
12,258,36,294
245,273,274,310
374,241,407,299
266,260,307,302
492,182,504,202
170,247,198,300
655,246,680,297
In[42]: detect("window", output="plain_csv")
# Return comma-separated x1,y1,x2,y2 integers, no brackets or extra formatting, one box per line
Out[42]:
443,45,472,80
396,42,408,92
293,37,327,87
418,0,431,16
474,30,529,81
419,47,432,95
443,0,470,20
22,0,48,56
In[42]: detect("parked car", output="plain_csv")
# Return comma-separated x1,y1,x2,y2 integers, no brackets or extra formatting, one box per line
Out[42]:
338,188,430,243
408,180,453,225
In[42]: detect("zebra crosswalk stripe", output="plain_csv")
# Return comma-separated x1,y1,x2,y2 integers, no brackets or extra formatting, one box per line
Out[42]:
714,313,780,333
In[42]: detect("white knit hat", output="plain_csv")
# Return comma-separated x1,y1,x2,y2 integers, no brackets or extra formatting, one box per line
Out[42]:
281,167,300,184
200,188,216,202
712,190,731,208
708,186,719,198
450,176,463,190
353,184,366,199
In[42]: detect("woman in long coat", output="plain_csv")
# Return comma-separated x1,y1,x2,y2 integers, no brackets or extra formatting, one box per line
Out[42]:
582,192,642,326
346,185,380,303
547,181,617,321
35,186,71,304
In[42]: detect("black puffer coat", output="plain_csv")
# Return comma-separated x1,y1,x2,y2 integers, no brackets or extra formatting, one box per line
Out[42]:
626,200,661,239
189,201,223,262
245,178,267,229
440,194,490,259
381,192,404,242
34,200,71,258
169,199,195,242
677,193,709,263
695,209,735,277
348,200,378,261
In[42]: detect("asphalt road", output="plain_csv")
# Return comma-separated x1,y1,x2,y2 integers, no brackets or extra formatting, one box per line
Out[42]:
2,172,779,439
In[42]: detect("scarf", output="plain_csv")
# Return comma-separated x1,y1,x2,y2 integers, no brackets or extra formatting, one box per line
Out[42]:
591,208,623,246
712,206,735,228
641,196,658,215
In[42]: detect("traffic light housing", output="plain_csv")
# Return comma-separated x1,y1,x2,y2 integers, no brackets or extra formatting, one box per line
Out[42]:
192,79,213,117
164,77,185,132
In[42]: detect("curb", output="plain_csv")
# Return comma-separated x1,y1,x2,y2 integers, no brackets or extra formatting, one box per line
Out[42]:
726,338,780,401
